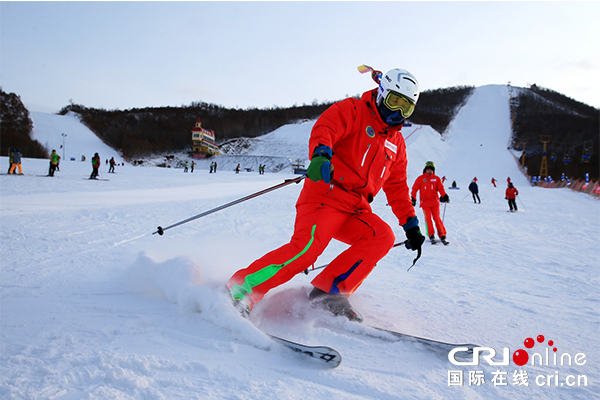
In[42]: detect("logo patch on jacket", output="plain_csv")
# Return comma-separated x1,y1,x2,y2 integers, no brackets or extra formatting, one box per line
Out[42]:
384,140,397,154
366,126,375,138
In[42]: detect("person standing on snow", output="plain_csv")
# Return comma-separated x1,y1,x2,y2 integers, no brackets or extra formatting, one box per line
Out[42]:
506,182,519,211
468,179,481,203
491,177,497,187
411,161,449,245
8,148,23,175
49,150,61,176
227,68,425,321
108,157,116,173
90,153,100,179
7,148,14,173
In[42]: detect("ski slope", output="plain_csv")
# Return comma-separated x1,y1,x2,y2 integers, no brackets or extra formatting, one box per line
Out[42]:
29,111,127,166
1,86,598,399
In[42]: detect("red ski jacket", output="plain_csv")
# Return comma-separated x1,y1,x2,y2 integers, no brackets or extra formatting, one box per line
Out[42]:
505,187,519,199
411,173,447,208
297,89,416,225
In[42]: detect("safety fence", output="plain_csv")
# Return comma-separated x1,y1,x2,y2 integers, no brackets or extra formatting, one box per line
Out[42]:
511,150,599,199
533,178,600,199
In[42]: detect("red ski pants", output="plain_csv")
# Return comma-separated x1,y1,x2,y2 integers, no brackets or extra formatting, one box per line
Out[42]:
422,205,446,237
227,203,395,309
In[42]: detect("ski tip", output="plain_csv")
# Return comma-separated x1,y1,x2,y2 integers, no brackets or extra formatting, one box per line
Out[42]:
268,334,342,368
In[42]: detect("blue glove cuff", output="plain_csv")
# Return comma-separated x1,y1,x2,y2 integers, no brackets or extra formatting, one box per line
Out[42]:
313,145,333,160
402,216,419,232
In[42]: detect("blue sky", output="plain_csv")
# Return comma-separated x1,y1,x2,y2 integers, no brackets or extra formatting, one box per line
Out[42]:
1,1,598,113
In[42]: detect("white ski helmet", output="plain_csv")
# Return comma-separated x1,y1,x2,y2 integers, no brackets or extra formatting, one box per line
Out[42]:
376,68,420,125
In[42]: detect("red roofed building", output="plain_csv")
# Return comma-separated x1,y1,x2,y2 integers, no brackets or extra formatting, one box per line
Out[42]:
191,118,219,156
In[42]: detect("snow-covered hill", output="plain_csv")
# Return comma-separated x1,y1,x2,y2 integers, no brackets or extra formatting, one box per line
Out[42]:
30,111,127,166
1,86,598,399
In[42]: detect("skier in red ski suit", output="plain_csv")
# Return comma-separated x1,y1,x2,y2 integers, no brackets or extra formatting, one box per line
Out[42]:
505,182,519,211
411,161,449,243
227,68,425,321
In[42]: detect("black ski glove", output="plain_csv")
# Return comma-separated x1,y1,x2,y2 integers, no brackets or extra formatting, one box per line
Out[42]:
402,216,425,251
440,194,449,203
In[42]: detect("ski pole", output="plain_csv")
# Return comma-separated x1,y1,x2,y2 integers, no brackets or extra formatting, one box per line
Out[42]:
442,202,447,222
516,195,527,211
153,175,306,235
302,240,409,275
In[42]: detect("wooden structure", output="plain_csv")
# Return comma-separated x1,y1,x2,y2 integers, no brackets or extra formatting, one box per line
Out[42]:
191,118,219,156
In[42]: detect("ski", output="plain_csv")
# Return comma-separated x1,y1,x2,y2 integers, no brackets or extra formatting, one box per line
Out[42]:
84,178,109,181
267,333,342,368
233,299,342,367
362,324,479,355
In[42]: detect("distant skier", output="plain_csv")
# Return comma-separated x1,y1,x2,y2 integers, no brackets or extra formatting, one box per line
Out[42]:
108,157,116,173
235,164,240,174
505,182,519,212
411,161,449,245
49,150,61,176
184,162,188,173
90,153,100,179
491,177,497,187
191,161,195,173
468,179,481,203
7,148,14,173
8,149,23,175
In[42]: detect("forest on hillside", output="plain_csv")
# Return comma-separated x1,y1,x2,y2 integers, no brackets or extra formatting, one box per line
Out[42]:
57,101,335,157
510,84,599,181
54,85,474,159
0,90,45,158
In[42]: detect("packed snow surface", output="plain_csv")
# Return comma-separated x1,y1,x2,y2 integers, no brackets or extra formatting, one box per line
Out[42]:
1,85,598,399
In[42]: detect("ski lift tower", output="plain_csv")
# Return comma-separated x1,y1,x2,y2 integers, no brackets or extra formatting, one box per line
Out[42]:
539,135,551,178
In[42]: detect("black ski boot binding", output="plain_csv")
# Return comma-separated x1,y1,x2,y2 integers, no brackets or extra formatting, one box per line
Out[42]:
308,287,363,323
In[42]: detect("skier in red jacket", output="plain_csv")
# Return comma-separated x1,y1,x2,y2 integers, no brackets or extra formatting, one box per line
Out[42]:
411,161,450,245
505,182,519,211
227,68,425,321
